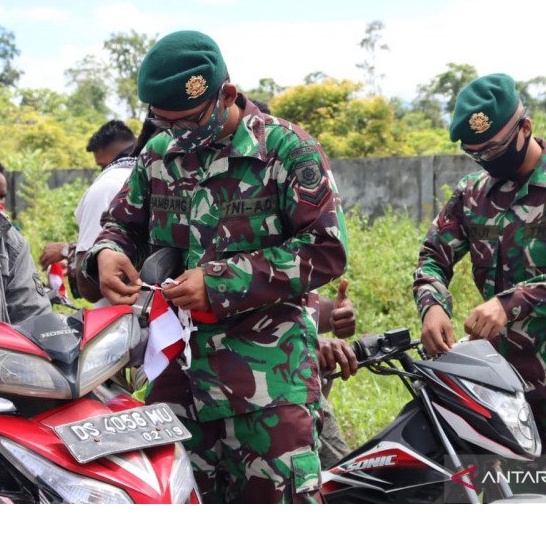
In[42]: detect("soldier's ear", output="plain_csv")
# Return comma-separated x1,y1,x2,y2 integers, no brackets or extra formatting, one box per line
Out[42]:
222,83,238,107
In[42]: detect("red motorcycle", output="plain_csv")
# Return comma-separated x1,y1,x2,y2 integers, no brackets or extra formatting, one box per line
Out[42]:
0,253,200,504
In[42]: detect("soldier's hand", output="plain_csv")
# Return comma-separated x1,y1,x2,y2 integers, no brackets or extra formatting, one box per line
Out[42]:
464,297,507,340
331,278,356,338
421,305,455,356
162,267,212,312
97,249,141,305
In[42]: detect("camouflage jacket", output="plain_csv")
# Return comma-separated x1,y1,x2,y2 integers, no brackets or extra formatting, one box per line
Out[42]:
83,94,348,421
413,138,546,386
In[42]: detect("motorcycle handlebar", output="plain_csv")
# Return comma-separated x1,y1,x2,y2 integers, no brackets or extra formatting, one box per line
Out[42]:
352,327,414,361
351,333,382,361
324,327,418,383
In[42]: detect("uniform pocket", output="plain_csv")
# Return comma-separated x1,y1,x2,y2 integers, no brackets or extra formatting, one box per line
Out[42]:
215,214,283,254
291,450,321,494
523,239,546,269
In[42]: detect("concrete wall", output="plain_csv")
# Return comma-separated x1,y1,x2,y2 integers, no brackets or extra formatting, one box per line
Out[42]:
5,155,478,222
4,168,97,219
330,154,477,223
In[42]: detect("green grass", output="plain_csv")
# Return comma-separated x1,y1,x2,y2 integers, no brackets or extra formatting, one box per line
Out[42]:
323,206,482,448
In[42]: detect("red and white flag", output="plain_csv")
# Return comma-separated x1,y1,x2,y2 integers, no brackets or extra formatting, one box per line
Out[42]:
143,289,192,382
48,262,67,297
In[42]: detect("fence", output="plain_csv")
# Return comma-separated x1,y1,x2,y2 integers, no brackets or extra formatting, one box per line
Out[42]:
4,155,478,223
330,154,476,223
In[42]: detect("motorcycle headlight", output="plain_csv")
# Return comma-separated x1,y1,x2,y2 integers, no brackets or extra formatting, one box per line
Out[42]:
460,379,542,457
170,442,201,504
0,350,71,398
78,314,137,396
0,436,132,503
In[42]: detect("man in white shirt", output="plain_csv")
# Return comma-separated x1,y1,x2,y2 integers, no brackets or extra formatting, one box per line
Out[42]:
39,120,136,305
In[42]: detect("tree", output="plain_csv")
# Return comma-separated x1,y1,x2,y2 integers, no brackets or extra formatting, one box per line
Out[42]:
13,149,86,262
243,77,286,107
516,76,546,114
0,25,23,87
416,63,478,118
357,20,389,96
16,88,68,117
269,78,406,158
396,110,458,156
65,55,111,119
304,71,330,85
103,31,157,118
411,85,446,129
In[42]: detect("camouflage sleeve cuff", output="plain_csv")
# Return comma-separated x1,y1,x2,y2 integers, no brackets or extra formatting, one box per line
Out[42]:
81,242,125,283
201,261,233,320
496,286,534,322
418,298,452,321
415,282,453,321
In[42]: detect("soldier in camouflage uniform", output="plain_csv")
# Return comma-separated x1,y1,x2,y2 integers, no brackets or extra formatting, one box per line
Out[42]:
413,73,546,447
82,30,348,503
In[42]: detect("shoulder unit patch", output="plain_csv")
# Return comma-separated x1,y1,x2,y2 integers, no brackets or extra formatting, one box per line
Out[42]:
292,159,331,207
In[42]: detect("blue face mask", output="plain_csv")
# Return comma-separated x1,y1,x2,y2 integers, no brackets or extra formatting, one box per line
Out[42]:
169,98,229,153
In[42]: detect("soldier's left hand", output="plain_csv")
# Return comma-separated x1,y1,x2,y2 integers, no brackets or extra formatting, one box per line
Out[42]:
464,297,507,340
162,267,212,312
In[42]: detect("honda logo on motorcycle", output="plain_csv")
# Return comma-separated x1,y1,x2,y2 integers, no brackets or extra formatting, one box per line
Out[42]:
40,328,79,338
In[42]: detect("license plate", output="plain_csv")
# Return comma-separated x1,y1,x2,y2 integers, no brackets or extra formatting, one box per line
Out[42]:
54,403,192,464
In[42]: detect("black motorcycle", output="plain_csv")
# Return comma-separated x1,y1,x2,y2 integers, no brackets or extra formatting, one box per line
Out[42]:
321,328,546,503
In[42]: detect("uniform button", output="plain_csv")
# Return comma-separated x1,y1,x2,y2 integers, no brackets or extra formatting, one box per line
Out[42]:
218,284,227,293
212,265,222,273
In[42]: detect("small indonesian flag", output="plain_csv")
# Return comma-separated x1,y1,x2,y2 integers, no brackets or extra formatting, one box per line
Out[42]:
48,262,67,297
143,289,196,382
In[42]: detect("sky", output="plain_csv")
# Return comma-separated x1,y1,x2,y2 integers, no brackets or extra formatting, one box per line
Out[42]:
1,0,544,107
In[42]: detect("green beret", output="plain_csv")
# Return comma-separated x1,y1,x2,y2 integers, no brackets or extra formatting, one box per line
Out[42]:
449,73,520,144
137,30,228,111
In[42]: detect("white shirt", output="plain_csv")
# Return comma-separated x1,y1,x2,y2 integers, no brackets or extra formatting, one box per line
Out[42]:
75,158,136,253
75,157,136,307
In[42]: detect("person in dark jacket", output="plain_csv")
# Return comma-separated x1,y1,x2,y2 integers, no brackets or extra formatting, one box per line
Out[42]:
0,163,50,323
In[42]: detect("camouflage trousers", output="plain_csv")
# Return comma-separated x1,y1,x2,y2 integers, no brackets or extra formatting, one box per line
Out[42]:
179,403,325,504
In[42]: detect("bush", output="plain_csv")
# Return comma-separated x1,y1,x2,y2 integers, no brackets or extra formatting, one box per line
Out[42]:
323,206,482,448
11,150,89,306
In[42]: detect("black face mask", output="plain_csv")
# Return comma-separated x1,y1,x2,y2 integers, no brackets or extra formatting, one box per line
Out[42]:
476,131,531,179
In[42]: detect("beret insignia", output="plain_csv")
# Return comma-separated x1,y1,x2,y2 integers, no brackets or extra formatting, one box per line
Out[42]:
468,112,492,134
185,75,208,99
